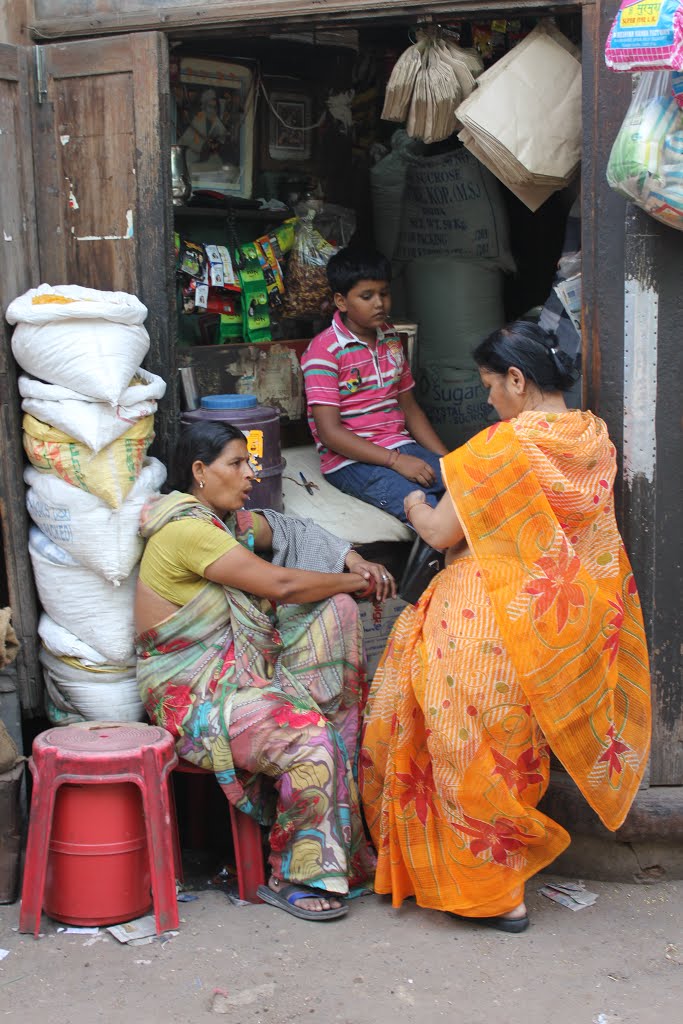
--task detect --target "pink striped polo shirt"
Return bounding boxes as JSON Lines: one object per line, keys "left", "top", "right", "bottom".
{"left": 301, "top": 310, "right": 415, "bottom": 474}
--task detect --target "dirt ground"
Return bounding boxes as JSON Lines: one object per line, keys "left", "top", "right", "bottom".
{"left": 1, "top": 876, "right": 682, "bottom": 1024}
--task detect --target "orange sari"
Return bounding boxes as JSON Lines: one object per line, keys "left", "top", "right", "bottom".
{"left": 361, "top": 411, "right": 651, "bottom": 917}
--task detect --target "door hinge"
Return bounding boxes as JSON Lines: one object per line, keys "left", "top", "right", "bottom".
{"left": 34, "top": 46, "right": 47, "bottom": 105}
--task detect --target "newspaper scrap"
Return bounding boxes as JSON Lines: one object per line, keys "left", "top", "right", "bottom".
{"left": 553, "top": 273, "right": 582, "bottom": 335}
{"left": 539, "top": 880, "right": 598, "bottom": 911}
{"left": 57, "top": 926, "right": 100, "bottom": 935}
{"left": 107, "top": 915, "right": 159, "bottom": 944}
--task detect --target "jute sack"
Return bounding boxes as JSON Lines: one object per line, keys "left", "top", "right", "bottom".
{"left": 23, "top": 413, "right": 154, "bottom": 508}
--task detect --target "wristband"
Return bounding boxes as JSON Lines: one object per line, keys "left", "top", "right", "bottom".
{"left": 386, "top": 449, "right": 400, "bottom": 469}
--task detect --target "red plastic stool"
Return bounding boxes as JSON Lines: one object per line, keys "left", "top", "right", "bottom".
{"left": 19, "top": 723, "right": 179, "bottom": 937}
{"left": 172, "top": 762, "right": 265, "bottom": 903}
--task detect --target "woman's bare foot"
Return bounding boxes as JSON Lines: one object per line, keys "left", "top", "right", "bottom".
{"left": 500, "top": 902, "right": 527, "bottom": 921}
{"left": 268, "top": 875, "right": 344, "bottom": 913}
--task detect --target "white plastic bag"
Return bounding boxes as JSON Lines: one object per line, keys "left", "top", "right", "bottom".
{"left": 19, "top": 368, "right": 166, "bottom": 452}
{"left": 25, "top": 458, "right": 166, "bottom": 583}
{"left": 28, "top": 526, "right": 137, "bottom": 664}
{"left": 6, "top": 283, "right": 148, "bottom": 326}
{"left": 40, "top": 646, "right": 144, "bottom": 725}
{"left": 11, "top": 320, "right": 150, "bottom": 404}
{"left": 607, "top": 71, "right": 683, "bottom": 231}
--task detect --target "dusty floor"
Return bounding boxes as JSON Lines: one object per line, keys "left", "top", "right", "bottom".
{"left": 1, "top": 876, "right": 682, "bottom": 1024}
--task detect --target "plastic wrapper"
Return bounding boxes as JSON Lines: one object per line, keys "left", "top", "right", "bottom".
{"left": 607, "top": 71, "right": 683, "bottom": 231}
{"left": 605, "top": 0, "right": 683, "bottom": 72}
{"left": 281, "top": 211, "right": 337, "bottom": 318}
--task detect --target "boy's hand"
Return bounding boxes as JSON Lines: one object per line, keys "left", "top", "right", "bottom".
{"left": 395, "top": 453, "right": 436, "bottom": 487}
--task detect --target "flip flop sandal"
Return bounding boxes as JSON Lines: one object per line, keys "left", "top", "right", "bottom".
{"left": 257, "top": 883, "right": 348, "bottom": 922}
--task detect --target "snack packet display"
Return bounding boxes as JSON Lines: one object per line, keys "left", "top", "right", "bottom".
{"left": 607, "top": 70, "right": 683, "bottom": 230}
{"left": 281, "top": 212, "right": 337, "bottom": 318}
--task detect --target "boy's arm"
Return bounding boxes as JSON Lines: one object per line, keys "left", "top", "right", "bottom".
{"left": 398, "top": 390, "right": 449, "bottom": 456}
{"left": 312, "top": 405, "right": 439, "bottom": 488}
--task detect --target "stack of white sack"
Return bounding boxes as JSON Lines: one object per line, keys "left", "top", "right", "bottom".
{"left": 5, "top": 284, "right": 168, "bottom": 724}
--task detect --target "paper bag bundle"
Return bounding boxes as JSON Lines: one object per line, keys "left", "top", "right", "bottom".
{"left": 456, "top": 22, "right": 581, "bottom": 211}
{"left": 383, "top": 29, "right": 484, "bottom": 144}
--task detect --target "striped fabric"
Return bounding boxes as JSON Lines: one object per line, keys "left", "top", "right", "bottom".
{"left": 301, "top": 310, "right": 415, "bottom": 474}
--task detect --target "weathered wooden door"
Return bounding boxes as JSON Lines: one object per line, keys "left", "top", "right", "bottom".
{"left": 32, "top": 31, "right": 176, "bottom": 460}
{"left": 0, "top": 32, "right": 175, "bottom": 714}
{"left": 0, "top": 44, "right": 42, "bottom": 712}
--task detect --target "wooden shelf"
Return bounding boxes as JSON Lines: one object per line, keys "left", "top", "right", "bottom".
{"left": 173, "top": 205, "right": 291, "bottom": 222}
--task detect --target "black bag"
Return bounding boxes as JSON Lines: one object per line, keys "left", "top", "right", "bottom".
{"left": 398, "top": 536, "right": 445, "bottom": 605}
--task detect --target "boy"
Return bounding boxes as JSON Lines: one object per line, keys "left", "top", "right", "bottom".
{"left": 301, "top": 247, "right": 447, "bottom": 524}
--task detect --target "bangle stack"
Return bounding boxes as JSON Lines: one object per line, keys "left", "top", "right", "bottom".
{"left": 386, "top": 449, "right": 400, "bottom": 469}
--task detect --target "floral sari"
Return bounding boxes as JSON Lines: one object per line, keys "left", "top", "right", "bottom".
{"left": 136, "top": 492, "right": 375, "bottom": 894}
{"left": 361, "top": 411, "right": 650, "bottom": 917}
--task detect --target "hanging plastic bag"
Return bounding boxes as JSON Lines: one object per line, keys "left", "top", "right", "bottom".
{"left": 607, "top": 71, "right": 683, "bottom": 231}
{"left": 605, "top": 0, "right": 683, "bottom": 71}
{"left": 281, "top": 211, "right": 337, "bottom": 318}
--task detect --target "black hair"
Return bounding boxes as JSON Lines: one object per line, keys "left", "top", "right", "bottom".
{"left": 473, "top": 321, "right": 580, "bottom": 393}
{"left": 168, "top": 420, "right": 246, "bottom": 493}
{"left": 326, "top": 246, "right": 392, "bottom": 296}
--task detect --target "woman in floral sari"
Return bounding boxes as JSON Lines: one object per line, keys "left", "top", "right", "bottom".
{"left": 135, "top": 421, "right": 392, "bottom": 920}
{"left": 361, "top": 322, "right": 651, "bottom": 932}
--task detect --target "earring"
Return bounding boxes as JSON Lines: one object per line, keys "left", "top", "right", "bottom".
{"left": 199, "top": 481, "right": 205, "bottom": 489}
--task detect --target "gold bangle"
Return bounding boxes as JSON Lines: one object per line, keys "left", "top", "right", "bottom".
{"left": 406, "top": 499, "right": 426, "bottom": 522}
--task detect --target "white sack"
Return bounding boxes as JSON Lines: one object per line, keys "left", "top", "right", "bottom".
{"left": 19, "top": 368, "right": 166, "bottom": 452}
{"left": 25, "top": 458, "right": 166, "bottom": 583}
{"left": 11, "top": 319, "right": 150, "bottom": 405}
{"left": 28, "top": 526, "right": 137, "bottom": 664}
{"left": 40, "top": 646, "right": 144, "bottom": 725}
{"left": 6, "top": 283, "right": 148, "bottom": 326}
{"left": 38, "top": 613, "right": 112, "bottom": 666}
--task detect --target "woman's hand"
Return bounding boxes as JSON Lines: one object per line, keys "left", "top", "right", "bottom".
{"left": 345, "top": 551, "right": 396, "bottom": 602}
{"left": 404, "top": 490, "right": 427, "bottom": 521}
{"left": 395, "top": 454, "right": 436, "bottom": 487}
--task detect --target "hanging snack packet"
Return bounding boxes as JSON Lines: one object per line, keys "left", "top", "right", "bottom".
{"left": 605, "top": 0, "right": 683, "bottom": 71}
{"left": 607, "top": 70, "right": 683, "bottom": 230}
{"left": 236, "top": 243, "right": 272, "bottom": 343}
{"left": 179, "top": 238, "right": 207, "bottom": 278}
{"left": 281, "top": 212, "right": 337, "bottom": 318}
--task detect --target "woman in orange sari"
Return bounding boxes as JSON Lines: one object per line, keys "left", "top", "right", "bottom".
{"left": 361, "top": 321, "right": 651, "bottom": 932}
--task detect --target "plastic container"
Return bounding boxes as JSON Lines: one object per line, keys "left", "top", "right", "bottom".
{"left": 44, "top": 781, "right": 152, "bottom": 926}
{"left": 182, "top": 394, "right": 284, "bottom": 512}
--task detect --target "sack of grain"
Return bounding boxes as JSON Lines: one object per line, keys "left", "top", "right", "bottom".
{"left": 38, "top": 613, "right": 110, "bottom": 666}
{"left": 25, "top": 458, "right": 166, "bottom": 583}
{"left": 19, "top": 368, "right": 166, "bottom": 453}
{"left": 23, "top": 413, "right": 154, "bottom": 509}
{"left": 28, "top": 527, "right": 137, "bottom": 664}
{"left": 40, "top": 646, "right": 144, "bottom": 726}
{"left": 7, "top": 284, "right": 150, "bottom": 405}
{"left": 396, "top": 147, "right": 515, "bottom": 272}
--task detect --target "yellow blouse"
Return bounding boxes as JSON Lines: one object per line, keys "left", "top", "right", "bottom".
{"left": 139, "top": 517, "right": 238, "bottom": 606}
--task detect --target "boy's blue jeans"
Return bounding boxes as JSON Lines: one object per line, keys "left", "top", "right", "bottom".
{"left": 327, "top": 443, "right": 445, "bottom": 526}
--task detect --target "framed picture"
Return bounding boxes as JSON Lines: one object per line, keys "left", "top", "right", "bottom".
{"left": 267, "top": 91, "right": 314, "bottom": 163}
{"left": 174, "top": 58, "right": 254, "bottom": 198}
